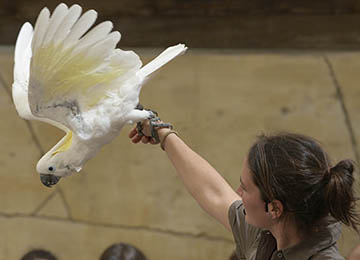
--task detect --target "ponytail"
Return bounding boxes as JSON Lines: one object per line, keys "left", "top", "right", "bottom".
{"left": 324, "top": 159, "right": 360, "bottom": 233}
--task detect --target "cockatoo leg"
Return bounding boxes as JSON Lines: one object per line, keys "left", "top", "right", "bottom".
{"left": 135, "top": 109, "right": 158, "bottom": 137}
{"left": 148, "top": 118, "right": 173, "bottom": 142}
{"left": 135, "top": 103, "right": 158, "bottom": 118}
{"left": 135, "top": 103, "right": 144, "bottom": 111}
{"left": 133, "top": 105, "right": 173, "bottom": 142}
{"left": 134, "top": 103, "right": 156, "bottom": 136}
{"left": 125, "top": 108, "right": 154, "bottom": 125}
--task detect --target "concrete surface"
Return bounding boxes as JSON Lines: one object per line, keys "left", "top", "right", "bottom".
{"left": 0, "top": 46, "right": 359, "bottom": 259}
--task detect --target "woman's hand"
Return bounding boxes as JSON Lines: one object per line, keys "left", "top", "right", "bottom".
{"left": 128, "top": 120, "right": 159, "bottom": 144}
{"left": 128, "top": 120, "right": 175, "bottom": 147}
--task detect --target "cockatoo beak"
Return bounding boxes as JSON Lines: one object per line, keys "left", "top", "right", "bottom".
{"left": 40, "top": 174, "right": 61, "bottom": 187}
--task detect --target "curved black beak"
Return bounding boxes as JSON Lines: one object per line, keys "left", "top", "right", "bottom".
{"left": 40, "top": 174, "right": 61, "bottom": 187}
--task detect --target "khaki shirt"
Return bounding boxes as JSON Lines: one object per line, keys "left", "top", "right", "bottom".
{"left": 228, "top": 200, "right": 344, "bottom": 260}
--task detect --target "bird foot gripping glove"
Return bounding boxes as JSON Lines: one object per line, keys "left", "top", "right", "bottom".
{"left": 136, "top": 109, "right": 173, "bottom": 143}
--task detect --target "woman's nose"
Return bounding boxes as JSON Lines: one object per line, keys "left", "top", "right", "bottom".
{"left": 236, "top": 186, "right": 243, "bottom": 196}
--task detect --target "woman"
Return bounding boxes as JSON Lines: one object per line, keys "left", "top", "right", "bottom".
{"left": 128, "top": 122, "right": 360, "bottom": 259}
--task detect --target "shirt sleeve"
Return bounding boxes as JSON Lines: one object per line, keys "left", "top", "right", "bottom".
{"left": 228, "top": 200, "right": 262, "bottom": 259}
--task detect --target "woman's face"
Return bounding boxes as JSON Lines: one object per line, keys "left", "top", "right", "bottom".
{"left": 237, "top": 159, "right": 273, "bottom": 228}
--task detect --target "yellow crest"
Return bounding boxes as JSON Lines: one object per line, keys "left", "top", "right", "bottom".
{"left": 52, "top": 131, "right": 73, "bottom": 156}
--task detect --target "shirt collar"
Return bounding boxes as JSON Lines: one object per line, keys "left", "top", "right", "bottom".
{"left": 281, "top": 221, "right": 342, "bottom": 259}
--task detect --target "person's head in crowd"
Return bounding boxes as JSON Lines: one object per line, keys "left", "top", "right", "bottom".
{"left": 100, "top": 243, "right": 147, "bottom": 260}
{"left": 20, "top": 249, "right": 57, "bottom": 260}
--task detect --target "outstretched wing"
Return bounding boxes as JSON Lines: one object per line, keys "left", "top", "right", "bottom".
{"left": 12, "top": 21, "right": 70, "bottom": 133}
{"left": 27, "top": 3, "right": 142, "bottom": 135}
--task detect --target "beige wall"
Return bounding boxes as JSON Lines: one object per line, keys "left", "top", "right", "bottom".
{"left": 0, "top": 47, "right": 359, "bottom": 259}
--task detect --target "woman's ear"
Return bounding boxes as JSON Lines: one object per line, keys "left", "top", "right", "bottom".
{"left": 268, "top": 200, "right": 283, "bottom": 219}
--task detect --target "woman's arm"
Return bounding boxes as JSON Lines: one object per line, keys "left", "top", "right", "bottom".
{"left": 129, "top": 125, "right": 241, "bottom": 230}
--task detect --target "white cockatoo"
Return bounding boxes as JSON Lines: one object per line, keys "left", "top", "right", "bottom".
{"left": 12, "top": 3, "right": 187, "bottom": 187}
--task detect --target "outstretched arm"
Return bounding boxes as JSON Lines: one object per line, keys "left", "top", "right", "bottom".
{"left": 129, "top": 125, "right": 241, "bottom": 230}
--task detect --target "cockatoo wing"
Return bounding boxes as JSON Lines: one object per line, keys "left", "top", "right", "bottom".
{"left": 12, "top": 21, "right": 69, "bottom": 133}
{"left": 27, "top": 3, "right": 142, "bottom": 137}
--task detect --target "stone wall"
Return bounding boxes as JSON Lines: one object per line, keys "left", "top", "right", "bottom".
{"left": 1, "top": 0, "right": 360, "bottom": 48}
{"left": 0, "top": 46, "right": 360, "bottom": 259}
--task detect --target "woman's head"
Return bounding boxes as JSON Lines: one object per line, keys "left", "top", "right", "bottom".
{"left": 100, "top": 243, "right": 147, "bottom": 260}
{"left": 246, "top": 132, "right": 359, "bottom": 233}
{"left": 20, "top": 249, "right": 57, "bottom": 260}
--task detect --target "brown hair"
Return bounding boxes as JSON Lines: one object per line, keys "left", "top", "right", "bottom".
{"left": 20, "top": 249, "right": 57, "bottom": 260}
{"left": 247, "top": 132, "right": 360, "bottom": 233}
{"left": 100, "top": 243, "right": 147, "bottom": 260}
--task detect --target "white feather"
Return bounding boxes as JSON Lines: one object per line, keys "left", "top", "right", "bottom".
{"left": 74, "top": 21, "right": 114, "bottom": 52}
{"left": 109, "top": 49, "right": 142, "bottom": 75}
{"left": 14, "top": 23, "right": 33, "bottom": 86}
{"left": 13, "top": 23, "right": 33, "bottom": 120}
{"left": 13, "top": 22, "right": 70, "bottom": 133}
{"left": 137, "top": 44, "right": 187, "bottom": 79}
{"left": 52, "top": 4, "right": 82, "bottom": 45}
{"left": 62, "top": 9, "right": 98, "bottom": 49}
{"left": 84, "top": 31, "right": 121, "bottom": 60}
{"left": 42, "top": 3, "right": 69, "bottom": 46}
{"left": 31, "top": 7, "right": 50, "bottom": 53}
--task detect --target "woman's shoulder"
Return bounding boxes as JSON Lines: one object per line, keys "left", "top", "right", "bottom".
{"left": 309, "top": 246, "right": 345, "bottom": 260}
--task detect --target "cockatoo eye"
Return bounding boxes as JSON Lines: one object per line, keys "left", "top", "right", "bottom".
{"left": 48, "top": 166, "right": 55, "bottom": 172}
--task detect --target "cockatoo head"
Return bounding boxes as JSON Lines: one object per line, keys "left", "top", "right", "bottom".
{"left": 37, "top": 152, "right": 82, "bottom": 187}
{"left": 36, "top": 131, "right": 82, "bottom": 187}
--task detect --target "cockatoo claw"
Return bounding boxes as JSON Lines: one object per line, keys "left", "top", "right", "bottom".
{"left": 134, "top": 103, "right": 158, "bottom": 118}
{"left": 40, "top": 174, "right": 61, "bottom": 188}
{"left": 135, "top": 108, "right": 158, "bottom": 136}
{"left": 134, "top": 106, "right": 172, "bottom": 142}
{"left": 136, "top": 121, "right": 145, "bottom": 137}
{"left": 147, "top": 110, "right": 158, "bottom": 119}
{"left": 149, "top": 117, "right": 173, "bottom": 143}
